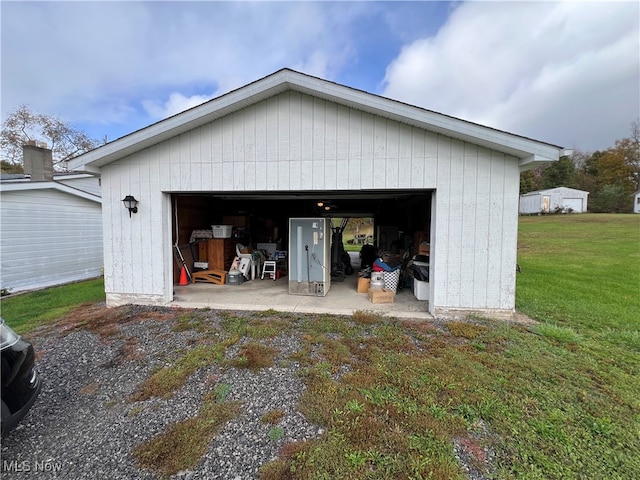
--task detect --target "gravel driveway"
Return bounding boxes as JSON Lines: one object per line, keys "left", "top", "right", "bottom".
{"left": 1, "top": 305, "right": 323, "bottom": 479}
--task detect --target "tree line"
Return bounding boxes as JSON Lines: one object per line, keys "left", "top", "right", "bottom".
{"left": 521, "top": 120, "right": 639, "bottom": 213}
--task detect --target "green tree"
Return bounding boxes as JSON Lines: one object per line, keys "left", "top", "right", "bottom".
{"left": 590, "top": 183, "right": 631, "bottom": 213}
{"left": 595, "top": 147, "right": 635, "bottom": 192}
{"left": 519, "top": 165, "right": 545, "bottom": 193}
{"left": 541, "top": 155, "right": 576, "bottom": 189}
{"left": 628, "top": 119, "right": 640, "bottom": 190}
{"left": 587, "top": 144, "right": 636, "bottom": 213}
{"left": 0, "top": 159, "right": 24, "bottom": 174}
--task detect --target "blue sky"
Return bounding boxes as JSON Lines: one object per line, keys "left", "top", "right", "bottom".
{"left": 2, "top": 1, "right": 638, "bottom": 153}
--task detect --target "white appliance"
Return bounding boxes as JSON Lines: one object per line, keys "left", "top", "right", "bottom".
{"left": 288, "top": 218, "right": 331, "bottom": 296}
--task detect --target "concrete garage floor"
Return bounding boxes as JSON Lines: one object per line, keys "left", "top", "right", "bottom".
{"left": 171, "top": 253, "right": 433, "bottom": 320}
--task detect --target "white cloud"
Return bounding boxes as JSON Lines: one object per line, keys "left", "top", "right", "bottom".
{"left": 142, "top": 92, "right": 214, "bottom": 120}
{"left": 382, "top": 1, "right": 640, "bottom": 151}
{"left": 1, "top": 1, "right": 364, "bottom": 124}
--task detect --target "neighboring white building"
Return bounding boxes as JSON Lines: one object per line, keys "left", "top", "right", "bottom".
{"left": 67, "top": 69, "right": 562, "bottom": 316}
{"left": 634, "top": 190, "right": 640, "bottom": 214}
{"left": 519, "top": 187, "right": 589, "bottom": 214}
{"left": 0, "top": 144, "right": 103, "bottom": 293}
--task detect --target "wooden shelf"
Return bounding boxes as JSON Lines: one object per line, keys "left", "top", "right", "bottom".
{"left": 198, "top": 238, "right": 235, "bottom": 271}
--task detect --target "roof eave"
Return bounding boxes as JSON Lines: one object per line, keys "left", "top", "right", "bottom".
{"left": 0, "top": 181, "right": 102, "bottom": 203}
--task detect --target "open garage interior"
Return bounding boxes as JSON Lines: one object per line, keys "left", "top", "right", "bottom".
{"left": 171, "top": 190, "right": 433, "bottom": 315}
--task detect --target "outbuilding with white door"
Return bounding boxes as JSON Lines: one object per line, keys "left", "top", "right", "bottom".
{"left": 519, "top": 187, "right": 589, "bottom": 215}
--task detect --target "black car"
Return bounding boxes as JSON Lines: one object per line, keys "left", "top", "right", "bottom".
{"left": 1, "top": 318, "right": 41, "bottom": 435}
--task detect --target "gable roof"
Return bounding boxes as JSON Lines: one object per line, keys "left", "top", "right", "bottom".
{"left": 0, "top": 180, "right": 102, "bottom": 204}
{"left": 68, "top": 68, "right": 563, "bottom": 173}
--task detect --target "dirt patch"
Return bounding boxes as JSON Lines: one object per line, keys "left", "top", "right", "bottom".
{"left": 35, "top": 303, "right": 179, "bottom": 339}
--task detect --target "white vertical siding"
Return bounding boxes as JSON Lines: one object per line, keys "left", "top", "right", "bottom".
{"left": 518, "top": 193, "right": 542, "bottom": 214}
{"left": 0, "top": 188, "right": 103, "bottom": 292}
{"left": 459, "top": 143, "right": 479, "bottom": 308}
{"left": 472, "top": 148, "right": 492, "bottom": 305}
{"left": 431, "top": 143, "right": 519, "bottom": 311}
{"left": 500, "top": 160, "right": 520, "bottom": 308}
{"left": 101, "top": 155, "right": 171, "bottom": 305}
{"left": 102, "top": 90, "right": 522, "bottom": 311}
{"left": 360, "top": 112, "right": 375, "bottom": 189}
{"left": 445, "top": 139, "right": 465, "bottom": 307}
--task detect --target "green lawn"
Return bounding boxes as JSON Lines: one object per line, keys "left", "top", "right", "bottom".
{"left": 516, "top": 213, "right": 639, "bottom": 332}
{"left": 0, "top": 278, "right": 105, "bottom": 334}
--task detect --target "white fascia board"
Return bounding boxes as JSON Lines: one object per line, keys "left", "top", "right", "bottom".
{"left": 518, "top": 154, "right": 559, "bottom": 172}
{"left": 0, "top": 181, "right": 102, "bottom": 203}
{"left": 70, "top": 164, "right": 102, "bottom": 174}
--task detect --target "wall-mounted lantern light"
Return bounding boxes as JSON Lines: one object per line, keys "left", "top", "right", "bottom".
{"left": 122, "top": 195, "right": 139, "bottom": 217}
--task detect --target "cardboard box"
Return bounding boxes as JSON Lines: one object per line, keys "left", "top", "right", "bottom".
{"left": 357, "top": 277, "right": 371, "bottom": 293}
{"left": 368, "top": 288, "right": 395, "bottom": 304}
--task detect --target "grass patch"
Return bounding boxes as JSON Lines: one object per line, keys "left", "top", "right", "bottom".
{"left": 261, "top": 409, "right": 285, "bottom": 424}
{"left": 516, "top": 214, "right": 639, "bottom": 332}
{"left": 445, "top": 321, "right": 490, "bottom": 339}
{"left": 131, "top": 340, "right": 232, "bottom": 401}
{"left": 173, "top": 310, "right": 211, "bottom": 333}
{"left": 351, "top": 309, "right": 385, "bottom": 325}
{"left": 0, "top": 278, "right": 105, "bottom": 334}
{"left": 231, "top": 342, "right": 278, "bottom": 370}
{"left": 133, "top": 388, "right": 241, "bottom": 477}
{"left": 531, "top": 323, "right": 582, "bottom": 344}
{"left": 219, "top": 311, "right": 250, "bottom": 337}
{"left": 268, "top": 426, "right": 285, "bottom": 441}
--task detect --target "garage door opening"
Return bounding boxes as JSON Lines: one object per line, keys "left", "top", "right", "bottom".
{"left": 170, "top": 190, "right": 432, "bottom": 309}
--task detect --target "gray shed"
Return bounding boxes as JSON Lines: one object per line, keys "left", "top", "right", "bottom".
{"left": 519, "top": 187, "right": 589, "bottom": 214}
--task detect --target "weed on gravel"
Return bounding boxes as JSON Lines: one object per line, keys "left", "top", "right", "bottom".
{"left": 132, "top": 389, "right": 242, "bottom": 477}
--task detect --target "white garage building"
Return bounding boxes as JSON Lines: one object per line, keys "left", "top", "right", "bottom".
{"left": 519, "top": 187, "right": 589, "bottom": 214}
{"left": 68, "top": 69, "right": 562, "bottom": 316}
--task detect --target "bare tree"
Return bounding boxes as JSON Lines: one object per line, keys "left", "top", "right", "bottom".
{"left": 629, "top": 118, "right": 640, "bottom": 190}
{"left": 0, "top": 105, "right": 101, "bottom": 169}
